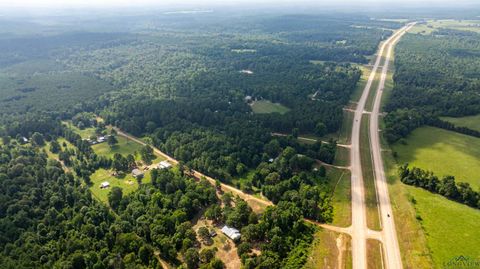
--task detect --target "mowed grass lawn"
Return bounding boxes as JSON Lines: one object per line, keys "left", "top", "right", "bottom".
{"left": 92, "top": 135, "right": 164, "bottom": 163}
{"left": 250, "top": 100, "right": 290, "bottom": 114}
{"left": 441, "top": 114, "right": 480, "bottom": 132}
{"left": 90, "top": 168, "right": 153, "bottom": 204}
{"left": 392, "top": 126, "right": 480, "bottom": 189}
{"left": 407, "top": 186, "right": 480, "bottom": 267}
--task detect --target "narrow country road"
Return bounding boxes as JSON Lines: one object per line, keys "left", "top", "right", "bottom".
{"left": 113, "top": 128, "right": 273, "bottom": 210}
{"left": 370, "top": 23, "right": 416, "bottom": 269}
{"left": 349, "top": 24, "right": 412, "bottom": 269}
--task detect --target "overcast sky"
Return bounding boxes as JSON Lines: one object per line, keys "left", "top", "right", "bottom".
{"left": 1, "top": 0, "right": 479, "bottom": 9}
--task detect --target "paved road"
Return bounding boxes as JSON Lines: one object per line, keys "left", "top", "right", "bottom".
{"left": 349, "top": 25, "right": 411, "bottom": 269}
{"left": 370, "top": 23, "right": 416, "bottom": 269}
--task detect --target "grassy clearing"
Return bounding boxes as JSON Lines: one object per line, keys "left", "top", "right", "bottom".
{"left": 250, "top": 100, "right": 290, "bottom": 114}
{"left": 304, "top": 229, "right": 351, "bottom": 269}
{"left": 392, "top": 126, "right": 480, "bottom": 189}
{"left": 92, "top": 135, "right": 164, "bottom": 163}
{"left": 328, "top": 167, "right": 352, "bottom": 227}
{"left": 367, "top": 239, "right": 383, "bottom": 269}
{"left": 409, "top": 24, "right": 435, "bottom": 35}
{"left": 407, "top": 186, "right": 480, "bottom": 267}
{"left": 410, "top": 20, "right": 480, "bottom": 35}
{"left": 89, "top": 168, "right": 152, "bottom": 204}
{"left": 65, "top": 122, "right": 97, "bottom": 139}
{"left": 360, "top": 115, "right": 381, "bottom": 231}
{"left": 441, "top": 114, "right": 480, "bottom": 132}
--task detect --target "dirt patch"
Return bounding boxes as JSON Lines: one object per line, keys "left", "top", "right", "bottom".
{"left": 193, "top": 219, "right": 242, "bottom": 269}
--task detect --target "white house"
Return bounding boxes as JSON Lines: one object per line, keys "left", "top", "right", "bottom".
{"left": 221, "top": 225, "right": 241, "bottom": 241}
{"left": 100, "top": 182, "right": 110, "bottom": 189}
{"left": 158, "top": 160, "right": 172, "bottom": 169}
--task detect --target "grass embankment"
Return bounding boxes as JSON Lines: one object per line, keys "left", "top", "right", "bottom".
{"left": 304, "top": 229, "right": 351, "bottom": 269}
{"left": 392, "top": 126, "right": 480, "bottom": 189}
{"left": 250, "top": 100, "right": 290, "bottom": 114}
{"left": 337, "top": 111, "right": 354, "bottom": 145}
{"left": 441, "top": 114, "right": 480, "bottom": 132}
{"left": 328, "top": 167, "right": 351, "bottom": 227}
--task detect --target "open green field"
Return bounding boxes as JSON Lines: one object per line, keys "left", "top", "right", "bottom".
{"left": 250, "top": 100, "right": 290, "bottom": 114}
{"left": 92, "top": 135, "right": 164, "bottom": 163}
{"left": 89, "top": 168, "right": 152, "bottom": 204}
{"left": 410, "top": 19, "right": 480, "bottom": 35}
{"left": 441, "top": 114, "right": 480, "bottom": 132}
{"left": 328, "top": 167, "right": 351, "bottom": 227}
{"left": 66, "top": 123, "right": 97, "bottom": 139}
{"left": 407, "top": 186, "right": 480, "bottom": 267}
{"left": 392, "top": 126, "right": 480, "bottom": 189}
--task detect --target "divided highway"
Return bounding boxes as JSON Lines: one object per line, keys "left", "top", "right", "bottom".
{"left": 112, "top": 23, "right": 416, "bottom": 268}
{"left": 349, "top": 23, "right": 413, "bottom": 269}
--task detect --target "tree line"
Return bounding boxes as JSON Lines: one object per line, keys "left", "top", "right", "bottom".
{"left": 399, "top": 164, "right": 480, "bottom": 209}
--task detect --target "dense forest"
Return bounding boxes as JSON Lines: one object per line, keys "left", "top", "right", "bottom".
{"left": 385, "top": 27, "right": 480, "bottom": 142}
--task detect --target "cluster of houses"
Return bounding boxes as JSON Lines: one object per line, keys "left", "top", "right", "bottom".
{"left": 85, "top": 135, "right": 111, "bottom": 145}
{"left": 100, "top": 160, "right": 174, "bottom": 189}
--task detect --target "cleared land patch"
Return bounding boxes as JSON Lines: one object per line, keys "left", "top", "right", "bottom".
{"left": 250, "top": 100, "right": 290, "bottom": 114}
{"left": 392, "top": 126, "right": 480, "bottom": 189}
{"left": 441, "top": 114, "right": 480, "bottom": 132}
{"left": 89, "top": 168, "right": 152, "bottom": 204}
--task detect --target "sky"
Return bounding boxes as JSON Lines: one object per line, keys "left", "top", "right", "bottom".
{"left": 1, "top": 0, "right": 479, "bottom": 9}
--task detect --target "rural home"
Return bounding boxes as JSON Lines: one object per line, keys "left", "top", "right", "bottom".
{"left": 100, "top": 181, "right": 110, "bottom": 189}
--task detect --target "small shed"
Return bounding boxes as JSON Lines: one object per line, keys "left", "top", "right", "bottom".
{"left": 100, "top": 181, "right": 110, "bottom": 189}
{"left": 221, "top": 225, "right": 241, "bottom": 241}
{"left": 132, "top": 168, "right": 144, "bottom": 179}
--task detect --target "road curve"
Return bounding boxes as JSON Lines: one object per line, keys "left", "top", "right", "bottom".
{"left": 349, "top": 25, "right": 411, "bottom": 269}
{"left": 370, "top": 23, "right": 415, "bottom": 269}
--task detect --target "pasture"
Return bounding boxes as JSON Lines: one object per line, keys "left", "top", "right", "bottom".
{"left": 441, "top": 114, "right": 480, "bottom": 132}
{"left": 407, "top": 186, "right": 480, "bottom": 267}
{"left": 392, "top": 126, "right": 480, "bottom": 189}
{"left": 92, "top": 135, "right": 164, "bottom": 163}
{"left": 250, "top": 100, "right": 290, "bottom": 114}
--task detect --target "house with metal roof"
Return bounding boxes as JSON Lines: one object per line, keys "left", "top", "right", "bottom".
{"left": 221, "top": 225, "right": 241, "bottom": 241}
